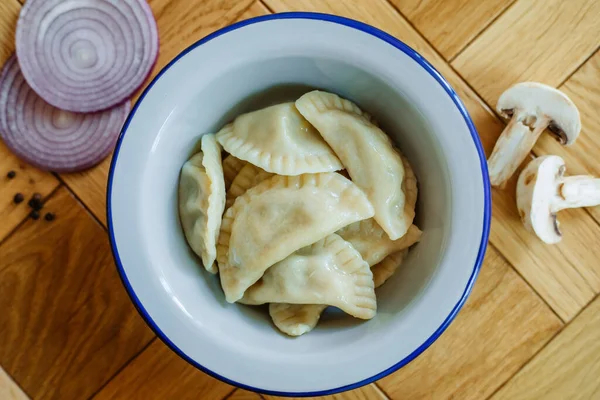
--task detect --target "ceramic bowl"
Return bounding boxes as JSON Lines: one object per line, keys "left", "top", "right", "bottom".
{"left": 107, "top": 12, "right": 491, "bottom": 397}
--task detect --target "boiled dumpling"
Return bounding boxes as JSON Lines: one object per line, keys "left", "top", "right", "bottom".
{"left": 226, "top": 163, "right": 273, "bottom": 208}
{"left": 401, "top": 153, "right": 418, "bottom": 213}
{"left": 241, "top": 234, "right": 376, "bottom": 320}
{"left": 269, "top": 304, "right": 326, "bottom": 337}
{"left": 178, "top": 134, "right": 226, "bottom": 273}
{"left": 372, "top": 250, "right": 409, "bottom": 288}
{"left": 296, "top": 90, "right": 414, "bottom": 240}
{"left": 270, "top": 223, "right": 420, "bottom": 336}
{"left": 216, "top": 103, "right": 343, "bottom": 175}
{"left": 217, "top": 173, "right": 374, "bottom": 303}
{"left": 337, "top": 219, "right": 422, "bottom": 266}
{"left": 222, "top": 155, "right": 247, "bottom": 191}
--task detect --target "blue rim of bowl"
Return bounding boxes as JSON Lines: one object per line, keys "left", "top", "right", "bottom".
{"left": 107, "top": 11, "right": 491, "bottom": 398}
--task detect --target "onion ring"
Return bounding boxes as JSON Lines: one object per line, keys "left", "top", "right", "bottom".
{"left": 16, "top": 0, "right": 158, "bottom": 112}
{"left": 0, "top": 55, "right": 130, "bottom": 172}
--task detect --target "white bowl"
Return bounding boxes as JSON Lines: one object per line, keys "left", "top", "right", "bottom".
{"left": 107, "top": 12, "right": 491, "bottom": 397}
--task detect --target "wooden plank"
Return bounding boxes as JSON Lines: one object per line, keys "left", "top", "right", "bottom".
{"left": 0, "top": 0, "right": 60, "bottom": 241}
{"left": 265, "top": 0, "right": 600, "bottom": 322}
{"left": 239, "top": 1, "right": 270, "bottom": 20}
{"left": 60, "top": 158, "right": 111, "bottom": 226}
{"left": 0, "top": 187, "right": 154, "bottom": 400}
{"left": 93, "top": 339, "right": 234, "bottom": 400}
{"left": 377, "top": 245, "right": 562, "bottom": 399}
{"left": 60, "top": 0, "right": 256, "bottom": 226}
{"left": 389, "top": 0, "right": 515, "bottom": 60}
{"left": 0, "top": 0, "right": 19, "bottom": 65}
{"left": 229, "top": 389, "right": 264, "bottom": 400}
{"left": 491, "top": 294, "right": 600, "bottom": 400}
{"left": 533, "top": 50, "right": 600, "bottom": 226}
{"left": 452, "top": 0, "right": 600, "bottom": 108}
{"left": 0, "top": 367, "right": 29, "bottom": 400}
{"left": 264, "top": 382, "right": 388, "bottom": 400}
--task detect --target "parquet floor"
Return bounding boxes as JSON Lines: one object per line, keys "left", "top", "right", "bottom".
{"left": 1, "top": 0, "right": 599, "bottom": 399}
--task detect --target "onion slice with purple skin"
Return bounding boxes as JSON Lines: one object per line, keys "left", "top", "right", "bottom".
{"left": 0, "top": 55, "right": 130, "bottom": 173}
{"left": 16, "top": 0, "right": 159, "bottom": 113}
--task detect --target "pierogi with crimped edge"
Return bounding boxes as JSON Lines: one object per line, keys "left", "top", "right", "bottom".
{"left": 178, "top": 134, "right": 225, "bottom": 274}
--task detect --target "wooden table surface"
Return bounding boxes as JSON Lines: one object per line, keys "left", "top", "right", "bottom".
{"left": 1, "top": 0, "right": 599, "bottom": 399}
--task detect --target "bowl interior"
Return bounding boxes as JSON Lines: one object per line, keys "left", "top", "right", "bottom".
{"left": 144, "top": 58, "right": 450, "bottom": 342}
{"left": 109, "top": 15, "right": 487, "bottom": 395}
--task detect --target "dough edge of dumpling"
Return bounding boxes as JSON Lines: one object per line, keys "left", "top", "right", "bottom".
{"left": 200, "top": 134, "right": 226, "bottom": 272}
{"left": 215, "top": 113, "right": 344, "bottom": 176}
{"left": 241, "top": 233, "right": 377, "bottom": 319}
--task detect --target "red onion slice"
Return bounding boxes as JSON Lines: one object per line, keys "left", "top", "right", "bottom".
{"left": 16, "top": 0, "right": 158, "bottom": 113}
{"left": 0, "top": 55, "right": 130, "bottom": 172}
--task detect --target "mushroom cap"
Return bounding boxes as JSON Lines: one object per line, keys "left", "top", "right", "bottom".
{"left": 497, "top": 82, "right": 581, "bottom": 145}
{"left": 516, "top": 155, "right": 566, "bottom": 244}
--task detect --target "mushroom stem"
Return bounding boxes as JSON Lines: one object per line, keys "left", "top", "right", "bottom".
{"left": 488, "top": 111, "right": 550, "bottom": 188}
{"left": 554, "top": 176, "right": 600, "bottom": 210}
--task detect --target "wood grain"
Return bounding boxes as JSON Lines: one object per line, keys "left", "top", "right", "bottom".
{"left": 264, "top": 0, "right": 600, "bottom": 322}
{"left": 377, "top": 245, "right": 562, "bottom": 399}
{"left": 0, "top": 367, "right": 28, "bottom": 400}
{"left": 0, "top": 0, "right": 60, "bottom": 241}
{"left": 264, "top": 382, "right": 388, "bottom": 400}
{"left": 533, "top": 50, "right": 600, "bottom": 226}
{"left": 389, "top": 0, "right": 515, "bottom": 60}
{"left": 452, "top": 0, "right": 600, "bottom": 108}
{"left": 0, "top": 0, "right": 18, "bottom": 64}
{"left": 60, "top": 0, "right": 257, "bottom": 226}
{"left": 60, "top": 157, "right": 111, "bottom": 226}
{"left": 93, "top": 339, "right": 234, "bottom": 400}
{"left": 0, "top": 187, "right": 154, "bottom": 400}
{"left": 229, "top": 389, "right": 264, "bottom": 400}
{"left": 491, "top": 294, "right": 600, "bottom": 400}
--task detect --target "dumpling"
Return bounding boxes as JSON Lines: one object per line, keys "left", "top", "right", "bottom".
{"left": 241, "top": 234, "right": 376, "bottom": 320}
{"left": 226, "top": 163, "right": 273, "bottom": 208}
{"left": 222, "top": 155, "right": 247, "bottom": 190}
{"left": 401, "top": 153, "right": 418, "bottom": 213}
{"left": 372, "top": 250, "right": 409, "bottom": 288}
{"left": 269, "top": 223, "right": 421, "bottom": 336}
{"left": 268, "top": 246, "right": 414, "bottom": 336}
{"left": 296, "top": 90, "right": 414, "bottom": 240}
{"left": 337, "top": 219, "right": 422, "bottom": 266}
{"left": 216, "top": 102, "right": 343, "bottom": 175}
{"left": 217, "top": 173, "right": 374, "bottom": 303}
{"left": 269, "top": 304, "right": 326, "bottom": 337}
{"left": 178, "top": 134, "right": 226, "bottom": 273}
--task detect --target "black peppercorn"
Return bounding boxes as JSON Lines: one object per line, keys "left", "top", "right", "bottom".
{"left": 13, "top": 193, "right": 24, "bottom": 204}
{"left": 30, "top": 210, "right": 40, "bottom": 220}
{"left": 7, "top": 170, "right": 16, "bottom": 179}
{"left": 28, "top": 193, "right": 43, "bottom": 210}
{"left": 44, "top": 212, "right": 55, "bottom": 221}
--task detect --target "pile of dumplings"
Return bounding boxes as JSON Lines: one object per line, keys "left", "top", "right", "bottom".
{"left": 178, "top": 90, "right": 421, "bottom": 337}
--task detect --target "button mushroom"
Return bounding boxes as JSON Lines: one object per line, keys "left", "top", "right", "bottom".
{"left": 516, "top": 155, "right": 600, "bottom": 244}
{"left": 487, "top": 82, "right": 581, "bottom": 188}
